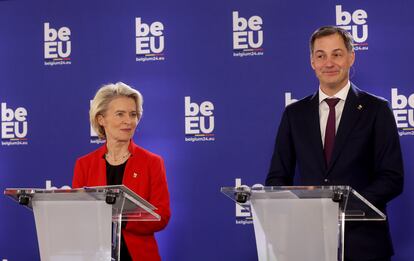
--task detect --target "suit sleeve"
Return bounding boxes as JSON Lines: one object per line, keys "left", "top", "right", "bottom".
{"left": 72, "top": 159, "right": 86, "bottom": 189}
{"left": 360, "top": 101, "right": 404, "bottom": 207}
{"left": 266, "top": 109, "right": 296, "bottom": 186}
{"left": 126, "top": 156, "right": 171, "bottom": 235}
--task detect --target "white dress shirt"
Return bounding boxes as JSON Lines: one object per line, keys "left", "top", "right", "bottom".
{"left": 319, "top": 81, "right": 350, "bottom": 147}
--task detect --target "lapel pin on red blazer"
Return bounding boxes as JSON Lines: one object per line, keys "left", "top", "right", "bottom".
{"left": 133, "top": 172, "right": 139, "bottom": 178}
{"left": 357, "top": 104, "right": 363, "bottom": 110}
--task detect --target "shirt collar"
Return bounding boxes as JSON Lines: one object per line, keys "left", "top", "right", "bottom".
{"left": 319, "top": 81, "right": 350, "bottom": 104}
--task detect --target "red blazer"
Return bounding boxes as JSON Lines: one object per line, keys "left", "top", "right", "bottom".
{"left": 72, "top": 140, "right": 171, "bottom": 261}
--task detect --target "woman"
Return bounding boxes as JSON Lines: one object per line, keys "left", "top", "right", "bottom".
{"left": 72, "top": 82, "right": 171, "bottom": 260}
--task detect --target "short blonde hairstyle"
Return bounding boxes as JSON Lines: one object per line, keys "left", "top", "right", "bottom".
{"left": 90, "top": 82, "right": 143, "bottom": 139}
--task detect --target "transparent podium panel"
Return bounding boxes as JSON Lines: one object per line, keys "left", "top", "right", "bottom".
{"left": 251, "top": 198, "right": 338, "bottom": 261}
{"left": 221, "top": 186, "right": 385, "bottom": 221}
{"left": 221, "top": 186, "right": 386, "bottom": 261}
{"left": 5, "top": 185, "right": 160, "bottom": 261}
{"left": 33, "top": 200, "right": 112, "bottom": 261}
{"left": 344, "top": 189, "right": 386, "bottom": 221}
{"left": 4, "top": 185, "right": 160, "bottom": 221}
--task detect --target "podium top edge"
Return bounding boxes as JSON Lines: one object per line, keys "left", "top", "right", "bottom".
{"left": 220, "top": 185, "right": 352, "bottom": 192}
{"left": 4, "top": 185, "right": 131, "bottom": 195}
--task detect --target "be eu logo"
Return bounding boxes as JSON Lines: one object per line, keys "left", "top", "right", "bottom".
{"left": 232, "top": 11, "right": 264, "bottom": 57}
{"left": 391, "top": 88, "right": 414, "bottom": 136}
{"left": 335, "top": 5, "right": 368, "bottom": 51}
{"left": 44, "top": 22, "right": 72, "bottom": 66}
{"left": 184, "top": 96, "right": 215, "bottom": 142}
{"left": 234, "top": 178, "right": 253, "bottom": 225}
{"left": 90, "top": 122, "right": 104, "bottom": 144}
{"left": 89, "top": 100, "right": 105, "bottom": 145}
{"left": 1, "top": 103, "right": 28, "bottom": 146}
{"left": 285, "top": 92, "right": 298, "bottom": 107}
{"left": 135, "top": 17, "right": 165, "bottom": 62}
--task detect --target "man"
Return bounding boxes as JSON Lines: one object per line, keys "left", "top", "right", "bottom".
{"left": 266, "top": 26, "right": 404, "bottom": 261}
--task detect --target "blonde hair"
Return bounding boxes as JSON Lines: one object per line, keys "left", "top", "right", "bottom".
{"left": 90, "top": 82, "right": 143, "bottom": 139}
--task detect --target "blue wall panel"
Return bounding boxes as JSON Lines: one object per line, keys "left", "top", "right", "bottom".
{"left": 0, "top": 0, "right": 413, "bottom": 260}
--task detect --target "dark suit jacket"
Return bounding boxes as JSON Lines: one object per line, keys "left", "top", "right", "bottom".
{"left": 266, "top": 84, "right": 404, "bottom": 260}
{"left": 73, "top": 140, "right": 171, "bottom": 261}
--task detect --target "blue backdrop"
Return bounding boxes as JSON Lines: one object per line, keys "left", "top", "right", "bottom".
{"left": 0, "top": 0, "right": 413, "bottom": 260}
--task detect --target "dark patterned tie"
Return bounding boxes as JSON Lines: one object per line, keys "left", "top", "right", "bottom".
{"left": 324, "top": 98, "right": 340, "bottom": 165}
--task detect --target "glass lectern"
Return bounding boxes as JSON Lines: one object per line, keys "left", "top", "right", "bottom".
{"left": 221, "top": 186, "right": 385, "bottom": 261}
{"left": 4, "top": 185, "right": 159, "bottom": 261}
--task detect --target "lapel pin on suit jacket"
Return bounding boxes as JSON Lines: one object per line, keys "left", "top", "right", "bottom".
{"left": 357, "top": 104, "right": 363, "bottom": 110}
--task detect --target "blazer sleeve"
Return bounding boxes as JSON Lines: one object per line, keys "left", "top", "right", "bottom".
{"left": 126, "top": 156, "right": 171, "bottom": 235}
{"left": 359, "top": 101, "right": 404, "bottom": 207}
{"left": 72, "top": 158, "right": 86, "bottom": 189}
{"left": 266, "top": 109, "right": 296, "bottom": 186}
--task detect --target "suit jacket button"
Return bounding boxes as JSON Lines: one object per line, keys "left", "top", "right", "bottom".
{"left": 324, "top": 179, "right": 329, "bottom": 183}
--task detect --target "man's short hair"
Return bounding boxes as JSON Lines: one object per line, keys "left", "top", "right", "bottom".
{"left": 309, "top": 26, "right": 354, "bottom": 54}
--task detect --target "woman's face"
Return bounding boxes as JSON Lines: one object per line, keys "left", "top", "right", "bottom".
{"left": 98, "top": 96, "right": 139, "bottom": 143}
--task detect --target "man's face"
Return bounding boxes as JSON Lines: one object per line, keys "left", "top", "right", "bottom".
{"left": 311, "top": 33, "right": 355, "bottom": 93}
